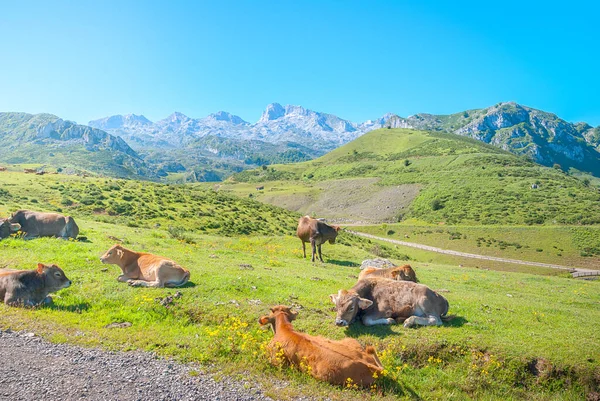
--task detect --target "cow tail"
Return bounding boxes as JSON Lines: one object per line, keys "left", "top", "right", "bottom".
{"left": 440, "top": 296, "right": 456, "bottom": 322}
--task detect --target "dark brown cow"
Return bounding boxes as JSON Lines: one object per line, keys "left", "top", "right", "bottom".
{"left": 0, "top": 263, "right": 71, "bottom": 307}
{"left": 0, "top": 219, "right": 20, "bottom": 239}
{"left": 331, "top": 277, "right": 450, "bottom": 328}
{"left": 296, "top": 216, "right": 340, "bottom": 262}
{"left": 8, "top": 210, "right": 79, "bottom": 239}
{"left": 259, "top": 305, "right": 382, "bottom": 387}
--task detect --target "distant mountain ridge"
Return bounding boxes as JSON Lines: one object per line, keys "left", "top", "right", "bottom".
{"left": 385, "top": 102, "right": 600, "bottom": 175}
{"left": 0, "top": 112, "right": 159, "bottom": 179}
{"left": 89, "top": 102, "right": 386, "bottom": 152}
{"left": 2, "top": 101, "right": 599, "bottom": 182}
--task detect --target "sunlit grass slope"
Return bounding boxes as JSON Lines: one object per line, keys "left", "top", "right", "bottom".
{"left": 230, "top": 129, "right": 600, "bottom": 226}
{"left": 0, "top": 172, "right": 598, "bottom": 400}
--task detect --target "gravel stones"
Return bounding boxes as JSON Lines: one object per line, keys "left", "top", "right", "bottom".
{"left": 0, "top": 329, "right": 273, "bottom": 401}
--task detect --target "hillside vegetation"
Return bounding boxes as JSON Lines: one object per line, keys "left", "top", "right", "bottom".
{"left": 0, "top": 112, "right": 158, "bottom": 179}
{"left": 0, "top": 172, "right": 598, "bottom": 400}
{"left": 229, "top": 128, "right": 600, "bottom": 226}
{"left": 386, "top": 102, "right": 600, "bottom": 176}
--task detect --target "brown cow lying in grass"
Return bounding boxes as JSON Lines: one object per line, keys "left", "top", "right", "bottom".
{"left": 259, "top": 305, "right": 383, "bottom": 387}
{"left": 296, "top": 216, "right": 341, "bottom": 262}
{"left": 0, "top": 263, "right": 71, "bottom": 307}
{"left": 358, "top": 264, "right": 418, "bottom": 282}
{"left": 100, "top": 244, "right": 190, "bottom": 288}
{"left": 331, "top": 277, "right": 450, "bottom": 328}
{"left": 8, "top": 210, "right": 79, "bottom": 239}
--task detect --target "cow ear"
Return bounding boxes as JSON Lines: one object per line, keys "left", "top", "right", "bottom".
{"left": 258, "top": 316, "right": 270, "bottom": 325}
{"left": 357, "top": 298, "right": 373, "bottom": 310}
{"left": 390, "top": 269, "right": 400, "bottom": 279}
{"left": 116, "top": 249, "right": 124, "bottom": 257}
{"left": 329, "top": 294, "right": 338, "bottom": 304}
{"left": 289, "top": 310, "right": 299, "bottom": 321}
{"left": 37, "top": 263, "right": 45, "bottom": 273}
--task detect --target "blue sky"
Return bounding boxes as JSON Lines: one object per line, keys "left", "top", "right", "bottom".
{"left": 0, "top": 1, "right": 598, "bottom": 125}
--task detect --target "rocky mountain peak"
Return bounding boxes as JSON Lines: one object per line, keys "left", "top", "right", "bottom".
{"left": 259, "top": 103, "right": 285, "bottom": 122}
{"left": 206, "top": 111, "right": 248, "bottom": 125}
{"left": 165, "top": 112, "right": 190, "bottom": 123}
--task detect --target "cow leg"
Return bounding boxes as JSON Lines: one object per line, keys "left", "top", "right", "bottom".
{"left": 403, "top": 315, "right": 442, "bottom": 328}
{"left": 317, "top": 244, "right": 324, "bottom": 263}
{"left": 301, "top": 241, "right": 306, "bottom": 258}
{"left": 127, "top": 279, "right": 163, "bottom": 288}
{"left": 362, "top": 315, "right": 396, "bottom": 326}
{"left": 310, "top": 240, "right": 317, "bottom": 263}
{"left": 117, "top": 274, "right": 130, "bottom": 283}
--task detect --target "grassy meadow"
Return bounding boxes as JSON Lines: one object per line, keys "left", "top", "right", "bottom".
{"left": 352, "top": 224, "right": 600, "bottom": 270}
{"left": 228, "top": 129, "right": 600, "bottom": 226}
{"left": 0, "top": 171, "right": 599, "bottom": 400}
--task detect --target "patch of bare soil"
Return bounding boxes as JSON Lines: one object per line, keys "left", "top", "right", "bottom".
{"left": 264, "top": 178, "right": 419, "bottom": 224}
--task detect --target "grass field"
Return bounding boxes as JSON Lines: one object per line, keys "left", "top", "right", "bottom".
{"left": 351, "top": 224, "right": 600, "bottom": 270}
{"left": 0, "top": 172, "right": 599, "bottom": 400}
{"left": 229, "top": 129, "right": 600, "bottom": 226}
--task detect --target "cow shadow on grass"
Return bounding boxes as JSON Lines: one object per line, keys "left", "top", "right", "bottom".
{"left": 378, "top": 379, "right": 423, "bottom": 400}
{"left": 343, "top": 323, "right": 399, "bottom": 339}
{"left": 325, "top": 259, "right": 360, "bottom": 267}
{"left": 47, "top": 301, "right": 91, "bottom": 313}
{"left": 444, "top": 315, "right": 468, "bottom": 328}
{"left": 342, "top": 315, "right": 468, "bottom": 339}
{"left": 177, "top": 281, "right": 197, "bottom": 289}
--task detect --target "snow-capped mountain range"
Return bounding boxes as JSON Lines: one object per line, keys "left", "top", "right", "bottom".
{"left": 88, "top": 103, "right": 390, "bottom": 152}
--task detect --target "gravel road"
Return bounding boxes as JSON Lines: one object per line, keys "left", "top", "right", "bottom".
{"left": 0, "top": 329, "right": 275, "bottom": 401}
{"left": 348, "top": 230, "right": 599, "bottom": 277}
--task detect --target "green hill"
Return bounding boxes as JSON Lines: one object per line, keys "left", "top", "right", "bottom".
{"left": 0, "top": 112, "right": 159, "bottom": 179}
{"left": 228, "top": 128, "right": 600, "bottom": 225}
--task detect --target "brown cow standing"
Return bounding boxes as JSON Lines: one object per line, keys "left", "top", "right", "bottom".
{"left": 358, "top": 264, "right": 418, "bottom": 282}
{"left": 100, "top": 244, "right": 190, "bottom": 288}
{"left": 296, "top": 216, "right": 340, "bottom": 262}
{"left": 259, "top": 305, "right": 383, "bottom": 387}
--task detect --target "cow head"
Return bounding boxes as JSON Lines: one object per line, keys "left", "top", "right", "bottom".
{"left": 37, "top": 263, "right": 72, "bottom": 290}
{"left": 0, "top": 219, "right": 20, "bottom": 239}
{"left": 328, "top": 225, "right": 341, "bottom": 244}
{"left": 259, "top": 305, "right": 298, "bottom": 332}
{"left": 330, "top": 289, "right": 372, "bottom": 327}
{"left": 100, "top": 244, "right": 124, "bottom": 264}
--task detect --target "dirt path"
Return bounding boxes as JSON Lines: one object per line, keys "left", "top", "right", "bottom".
{"left": 348, "top": 230, "right": 598, "bottom": 277}
{"left": 0, "top": 329, "right": 277, "bottom": 401}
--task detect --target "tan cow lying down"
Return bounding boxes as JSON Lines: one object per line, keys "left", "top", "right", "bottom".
{"left": 358, "top": 264, "right": 418, "bottom": 282}
{"left": 259, "top": 305, "right": 382, "bottom": 387}
{"left": 331, "top": 277, "right": 450, "bottom": 328}
{"left": 8, "top": 210, "right": 79, "bottom": 239}
{"left": 0, "top": 263, "right": 71, "bottom": 307}
{"left": 100, "top": 244, "right": 190, "bottom": 288}
{"left": 296, "top": 216, "right": 341, "bottom": 262}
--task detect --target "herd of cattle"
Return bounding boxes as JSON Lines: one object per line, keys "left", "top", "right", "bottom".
{"left": 0, "top": 210, "right": 451, "bottom": 387}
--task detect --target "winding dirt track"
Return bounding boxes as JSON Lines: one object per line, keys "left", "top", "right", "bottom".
{"left": 347, "top": 230, "right": 599, "bottom": 277}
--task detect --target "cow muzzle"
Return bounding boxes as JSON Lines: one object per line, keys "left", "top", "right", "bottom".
{"left": 335, "top": 318, "right": 348, "bottom": 327}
